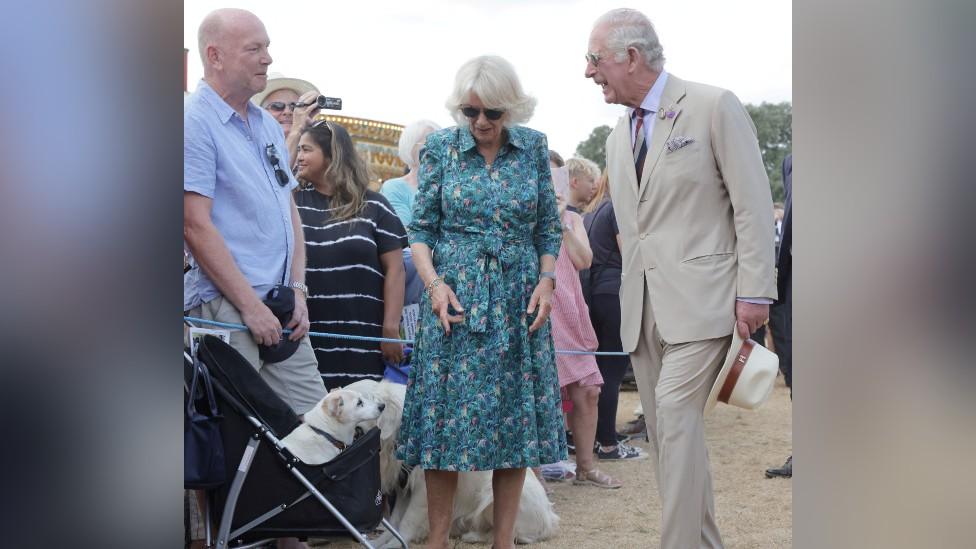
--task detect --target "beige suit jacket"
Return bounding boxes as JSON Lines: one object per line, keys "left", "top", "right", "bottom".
{"left": 606, "top": 74, "right": 776, "bottom": 350}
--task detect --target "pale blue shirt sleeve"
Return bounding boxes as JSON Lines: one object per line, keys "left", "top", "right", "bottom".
{"left": 184, "top": 112, "right": 217, "bottom": 198}
{"left": 737, "top": 297, "right": 774, "bottom": 304}
{"left": 380, "top": 177, "right": 415, "bottom": 227}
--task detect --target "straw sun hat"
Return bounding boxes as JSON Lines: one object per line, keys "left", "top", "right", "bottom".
{"left": 251, "top": 73, "right": 318, "bottom": 107}
{"left": 704, "top": 326, "right": 780, "bottom": 414}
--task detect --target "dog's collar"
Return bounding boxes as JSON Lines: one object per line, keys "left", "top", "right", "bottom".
{"left": 308, "top": 424, "right": 347, "bottom": 451}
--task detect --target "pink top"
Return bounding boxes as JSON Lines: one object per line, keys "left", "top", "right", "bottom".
{"left": 550, "top": 212, "right": 603, "bottom": 388}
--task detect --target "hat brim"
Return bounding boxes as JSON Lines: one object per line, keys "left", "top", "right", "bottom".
{"left": 251, "top": 77, "right": 319, "bottom": 108}
{"left": 704, "top": 326, "right": 745, "bottom": 414}
{"left": 259, "top": 339, "right": 301, "bottom": 364}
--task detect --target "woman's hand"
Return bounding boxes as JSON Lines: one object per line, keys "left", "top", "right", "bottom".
{"left": 430, "top": 282, "right": 465, "bottom": 334}
{"left": 526, "top": 278, "right": 555, "bottom": 333}
{"left": 380, "top": 327, "right": 405, "bottom": 364}
{"left": 291, "top": 90, "right": 321, "bottom": 135}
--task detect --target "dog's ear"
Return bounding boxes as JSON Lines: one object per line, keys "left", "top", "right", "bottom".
{"left": 376, "top": 386, "right": 403, "bottom": 440}
{"left": 326, "top": 393, "right": 344, "bottom": 419}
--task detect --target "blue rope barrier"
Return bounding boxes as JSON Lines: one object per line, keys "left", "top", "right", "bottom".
{"left": 184, "top": 316, "right": 630, "bottom": 357}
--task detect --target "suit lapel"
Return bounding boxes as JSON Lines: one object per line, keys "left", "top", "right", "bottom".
{"left": 637, "top": 76, "right": 687, "bottom": 198}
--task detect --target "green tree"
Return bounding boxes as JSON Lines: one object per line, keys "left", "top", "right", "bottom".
{"left": 745, "top": 101, "right": 792, "bottom": 202}
{"left": 574, "top": 125, "right": 612, "bottom": 171}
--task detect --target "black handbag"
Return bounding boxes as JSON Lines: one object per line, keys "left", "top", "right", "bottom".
{"left": 184, "top": 357, "right": 227, "bottom": 489}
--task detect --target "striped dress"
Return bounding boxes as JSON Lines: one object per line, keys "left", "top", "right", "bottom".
{"left": 295, "top": 189, "right": 407, "bottom": 389}
{"left": 550, "top": 211, "right": 603, "bottom": 388}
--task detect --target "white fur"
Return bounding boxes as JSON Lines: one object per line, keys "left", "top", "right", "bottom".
{"left": 345, "top": 379, "right": 559, "bottom": 547}
{"left": 280, "top": 388, "right": 383, "bottom": 465}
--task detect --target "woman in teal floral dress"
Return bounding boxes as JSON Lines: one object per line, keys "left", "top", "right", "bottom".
{"left": 396, "top": 55, "right": 566, "bottom": 549}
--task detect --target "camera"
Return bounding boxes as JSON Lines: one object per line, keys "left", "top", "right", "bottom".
{"left": 293, "top": 95, "right": 342, "bottom": 111}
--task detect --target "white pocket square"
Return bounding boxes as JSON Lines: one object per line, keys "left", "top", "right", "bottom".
{"left": 666, "top": 136, "right": 695, "bottom": 153}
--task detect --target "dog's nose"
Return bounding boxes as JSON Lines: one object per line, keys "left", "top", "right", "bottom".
{"left": 378, "top": 403, "right": 386, "bottom": 412}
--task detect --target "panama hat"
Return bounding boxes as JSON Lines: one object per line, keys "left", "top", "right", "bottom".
{"left": 251, "top": 73, "right": 318, "bottom": 107}
{"left": 704, "top": 326, "right": 779, "bottom": 414}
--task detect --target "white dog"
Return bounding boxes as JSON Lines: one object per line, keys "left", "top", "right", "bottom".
{"left": 280, "top": 388, "right": 384, "bottom": 465}
{"left": 343, "top": 379, "right": 559, "bottom": 547}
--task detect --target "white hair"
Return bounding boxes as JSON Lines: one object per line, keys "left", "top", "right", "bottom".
{"left": 397, "top": 120, "right": 442, "bottom": 167}
{"left": 445, "top": 55, "right": 536, "bottom": 127}
{"left": 565, "top": 157, "right": 600, "bottom": 182}
{"left": 595, "top": 8, "right": 666, "bottom": 72}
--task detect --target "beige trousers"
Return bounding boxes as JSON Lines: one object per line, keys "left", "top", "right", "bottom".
{"left": 188, "top": 296, "right": 326, "bottom": 416}
{"left": 631, "top": 283, "right": 730, "bottom": 549}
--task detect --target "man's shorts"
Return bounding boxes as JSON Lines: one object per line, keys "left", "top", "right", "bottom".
{"left": 187, "top": 295, "right": 326, "bottom": 415}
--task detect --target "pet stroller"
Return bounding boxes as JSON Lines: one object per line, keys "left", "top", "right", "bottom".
{"left": 185, "top": 335, "right": 408, "bottom": 549}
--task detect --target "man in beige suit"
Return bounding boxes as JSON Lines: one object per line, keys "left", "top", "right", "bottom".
{"left": 584, "top": 9, "right": 776, "bottom": 548}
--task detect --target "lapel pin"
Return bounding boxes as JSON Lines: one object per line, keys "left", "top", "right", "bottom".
{"left": 666, "top": 110, "right": 677, "bottom": 119}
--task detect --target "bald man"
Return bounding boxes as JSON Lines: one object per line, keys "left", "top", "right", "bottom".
{"left": 184, "top": 12, "right": 325, "bottom": 547}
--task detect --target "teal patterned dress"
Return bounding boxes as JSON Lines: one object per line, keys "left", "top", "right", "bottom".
{"left": 395, "top": 125, "right": 567, "bottom": 471}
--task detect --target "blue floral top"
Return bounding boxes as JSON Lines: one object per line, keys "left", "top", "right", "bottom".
{"left": 396, "top": 125, "right": 567, "bottom": 470}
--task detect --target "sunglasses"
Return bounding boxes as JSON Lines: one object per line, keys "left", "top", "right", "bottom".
{"left": 264, "top": 101, "right": 298, "bottom": 113}
{"left": 460, "top": 106, "right": 505, "bottom": 121}
{"left": 310, "top": 119, "right": 333, "bottom": 131}
{"left": 584, "top": 51, "right": 604, "bottom": 67}
{"left": 264, "top": 143, "right": 289, "bottom": 186}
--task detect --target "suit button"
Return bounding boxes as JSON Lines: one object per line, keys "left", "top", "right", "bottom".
{"left": 640, "top": 233, "right": 648, "bottom": 240}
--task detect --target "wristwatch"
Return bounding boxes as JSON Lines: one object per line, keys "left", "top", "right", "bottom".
{"left": 290, "top": 281, "right": 309, "bottom": 299}
{"left": 540, "top": 271, "right": 556, "bottom": 287}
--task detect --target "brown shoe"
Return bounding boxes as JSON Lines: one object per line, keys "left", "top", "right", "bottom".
{"left": 573, "top": 467, "right": 622, "bottom": 489}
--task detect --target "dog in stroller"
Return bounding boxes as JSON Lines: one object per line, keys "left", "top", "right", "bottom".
{"left": 281, "top": 389, "right": 385, "bottom": 465}
{"left": 186, "top": 336, "right": 408, "bottom": 549}
{"left": 343, "top": 379, "right": 560, "bottom": 548}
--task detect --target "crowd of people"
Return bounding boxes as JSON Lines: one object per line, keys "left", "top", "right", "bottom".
{"left": 184, "top": 7, "right": 791, "bottom": 549}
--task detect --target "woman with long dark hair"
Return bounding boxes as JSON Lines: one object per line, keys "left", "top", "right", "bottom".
{"left": 294, "top": 120, "right": 407, "bottom": 388}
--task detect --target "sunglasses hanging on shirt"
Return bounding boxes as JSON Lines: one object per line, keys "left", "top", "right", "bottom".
{"left": 264, "top": 143, "right": 289, "bottom": 187}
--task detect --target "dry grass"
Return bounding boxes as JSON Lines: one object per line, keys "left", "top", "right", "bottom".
{"left": 314, "top": 378, "right": 793, "bottom": 548}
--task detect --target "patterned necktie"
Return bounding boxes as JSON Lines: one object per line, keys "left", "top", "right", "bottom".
{"left": 633, "top": 108, "right": 649, "bottom": 184}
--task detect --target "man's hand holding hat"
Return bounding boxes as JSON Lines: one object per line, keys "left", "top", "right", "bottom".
{"left": 735, "top": 300, "right": 769, "bottom": 339}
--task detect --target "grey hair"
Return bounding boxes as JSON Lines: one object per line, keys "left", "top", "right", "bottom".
{"left": 565, "top": 157, "right": 600, "bottom": 182}
{"left": 397, "top": 120, "right": 442, "bottom": 167}
{"left": 445, "top": 55, "right": 537, "bottom": 127}
{"left": 595, "top": 8, "right": 666, "bottom": 72}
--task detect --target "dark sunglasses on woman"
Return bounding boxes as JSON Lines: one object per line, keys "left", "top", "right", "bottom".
{"left": 264, "top": 101, "right": 297, "bottom": 113}
{"left": 460, "top": 106, "right": 505, "bottom": 121}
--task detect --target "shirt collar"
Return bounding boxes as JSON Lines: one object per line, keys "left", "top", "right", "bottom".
{"left": 634, "top": 70, "right": 669, "bottom": 116}
{"left": 458, "top": 125, "right": 527, "bottom": 152}
{"left": 197, "top": 79, "right": 265, "bottom": 125}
